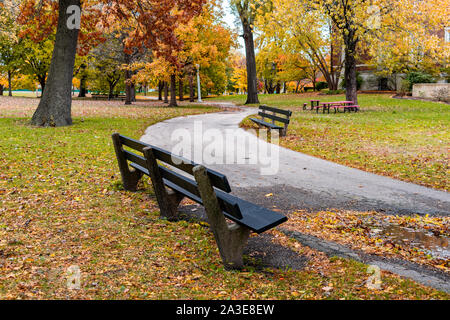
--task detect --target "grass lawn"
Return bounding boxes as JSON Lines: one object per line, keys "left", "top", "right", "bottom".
{"left": 0, "top": 97, "right": 448, "bottom": 299}
{"left": 212, "top": 94, "right": 449, "bottom": 191}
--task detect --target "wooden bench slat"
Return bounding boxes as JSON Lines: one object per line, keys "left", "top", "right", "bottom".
{"left": 117, "top": 134, "right": 287, "bottom": 234}
{"left": 159, "top": 166, "right": 201, "bottom": 199}
{"left": 250, "top": 106, "right": 292, "bottom": 137}
{"left": 250, "top": 118, "right": 283, "bottom": 130}
{"left": 217, "top": 192, "right": 288, "bottom": 234}
{"left": 158, "top": 166, "right": 244, "bottom": 220}
{"left": 259, "top": 111, "right": 290, "bottom": 124}
{"left": 123, "top": 150, "right": 147, "bottom": 168}
{"left": 128, "top": 162, "right": 285, "bottom": 232}
{"left": 130, "top": 162, "right": 243, "bottom": 220}
{"left": 260, "top": 105, "right": 292, "bottom": 117}
{"left": 119, "top": 135, "right": 231, "bottom": 193}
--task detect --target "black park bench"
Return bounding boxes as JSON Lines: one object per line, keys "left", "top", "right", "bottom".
{"left": 112, "top": 133, "right": 288, "bottom": 269}
{"left": 250, "top": 105, "right": 292, "bottom": 137}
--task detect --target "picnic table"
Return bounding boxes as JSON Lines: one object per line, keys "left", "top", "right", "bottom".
{"left": 317, "top": 101, "right": 356, "bottom": 114}
{"left": 304, "top": 100, "right": 321, "bottom": 111}
{"left": 310, "top": 100, "right": 321, "bottom": 110}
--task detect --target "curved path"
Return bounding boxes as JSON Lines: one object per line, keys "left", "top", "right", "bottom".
{"left": 141, "top": 104, "right": 450, "bottom": 216}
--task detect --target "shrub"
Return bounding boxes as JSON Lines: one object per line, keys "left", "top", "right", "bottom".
{"left": 322, "top": 89, "right": 346, "bottom": 95}
{"left": 404, "top": 71, "right": 435, "bottom": 91}
{"left": 316, "top": 81, "right": 328, "bottom": 91}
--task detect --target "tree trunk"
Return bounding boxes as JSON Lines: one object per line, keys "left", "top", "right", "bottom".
{"left": 0, "top": 84, "right": 3, "bottom": 96}
{"left": 164, "top": 81, "right": 169, "bottom": 103}
{"left": 158, "top": 81, "right": 163, "bottom": 100}
{"left": 344, "top": 40, "right": 358, "bottom": 104}
{"left": 131, "top": 83, "right": 136, "bottom": 102}
{"left": 169, "top": 74, "right": 177, "bottom": 107}
{"left": 78, "top": 64, "right": 87, "bottom": 97}
{"left": 178, "top": 76, "right": 184, "bottom": 101}
{"left": 78, "top": 76, "right": 87, "bottom": 97}
{"left": 124, "top": 80, "right": 131, "bottom": 104}
{"left": 275, "top": 81, "right": 281, "bottom": 94}
{"left": 267, "top": 79, "right": 275, "bottom": 94}
{"left": 38, "top": 77, "right": 46, "bottom": 97}
{"left": 189, "top": 73, "right": 194, "bottom": 102}
{"left": 31, "top": 0, "right": 80, "bottom": 127}
{"left": 8, "top": 71, "right": 12, "bottom": 97}
{"left": 242, "top": 24, "right": 259, "bottom": 104}
{"left": 108, "top": 82, "right": 115, "bottom": 100}
{"left": 124, "top": 53, "right": 132, "bottom": 105}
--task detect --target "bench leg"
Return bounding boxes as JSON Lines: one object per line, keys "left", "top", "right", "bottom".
{"left": 112, "top": 133, "right": 143, "bottom": 191}
{"left": 281, "top": 124, "right": 288, "bottom": 137}
{"left": 193, "top": 165, "right": 251, "bottom": 270}
{"left": 143, "top": 147, "right": 185, "bottom": 221}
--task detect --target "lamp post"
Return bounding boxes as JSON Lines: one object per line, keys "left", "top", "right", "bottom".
{"left": 196, "top": 64, "right": 202, "bottom": 103}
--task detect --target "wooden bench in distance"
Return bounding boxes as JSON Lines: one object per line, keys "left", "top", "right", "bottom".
{"left": 112, "top": 133, "right": 288, "bottom": 269}
{"left": 91, "top": 94, "right": 109, "bottom": 100}
{"left": 250, "top": 105, "right": 292, "bottom": 137}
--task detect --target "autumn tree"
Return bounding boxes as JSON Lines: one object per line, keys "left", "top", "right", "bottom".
{"left": 229, "top": 51, "right": 248, "bottom": 94}
{"left": 0, "top": 74, "right": 6, "bottom": 95}
{"left": 132, "top": 0, "right": 233, "bottom": 105}
{"left": 313, "top": 0, "right": 448, "bottom": 103}
{"left": 176, "top": 0, "right": 235, "bottom": 99}
{"left": 367, "top": 1, "right": 450, "bottom": 82}
{"left": 19, "top": 0, "right": 205, "bottom": 126}
{"left": 257, "top": 0, "right": 448, "bottom": 103}
{"left": 256, "top": 0, "right": 342, "bottom": 92}
{"left": 18, "top": 0, "right": 82, "bottom": 126}
{"left": 74, "top": 56, "right": 89, "bottom": 97}
{"left": 275, "top": 53, "right": 317, "bottom": 93}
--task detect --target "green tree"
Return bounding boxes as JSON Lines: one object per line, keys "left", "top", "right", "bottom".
{"left": 0, "top": 0, "right": 23, "bottom": 96}
{"left": 21, "top": 37, "right": 53, "bottom": 94}
{"left": 88, "top": 35, "right": 126, "bottom": 99}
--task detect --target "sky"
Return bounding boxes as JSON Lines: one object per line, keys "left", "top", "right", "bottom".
{"left": 221, "top": 0, "right": 237, "bottom": 29}
{"left": 221, "top": 0, "right": 245, "bottom": 52}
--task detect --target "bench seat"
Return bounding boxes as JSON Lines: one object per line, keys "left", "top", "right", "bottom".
{"left": 249, "top": 105, "right": 292, "bottom": 136}
{"left": 249, "top": 118, "right": 283, "bottom": 130}
{"left": 130, "top": 162, "right": 287, "bottom": 234}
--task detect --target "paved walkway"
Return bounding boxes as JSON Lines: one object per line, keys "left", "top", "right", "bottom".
{"left": 141, "top": 105, "right": 450, "bottom": 216}
{"left": 140, "top": 104, "right": 450, "bottom": 292}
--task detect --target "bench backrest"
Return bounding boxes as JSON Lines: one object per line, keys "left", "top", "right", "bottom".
{"left": 116, "top": 134, "right": 231, "bottom": 192}
{"left": 113, "top": 134, "right": 245, "bottom": 220}
{"left": 259, "top": 105, "right": 292, "bottom": 125}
